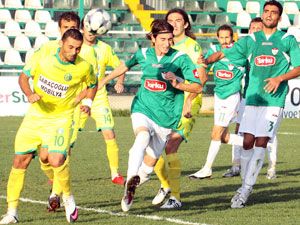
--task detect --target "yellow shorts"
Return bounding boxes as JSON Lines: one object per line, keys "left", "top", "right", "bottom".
{"left": 175, "top": 93, "right": 202, "bottom": 141}
{"left": 15, "top": 114, "right": 73, "bottom": 156}
{"left": 70, "top": 93, "right": 114, "bottom": 146}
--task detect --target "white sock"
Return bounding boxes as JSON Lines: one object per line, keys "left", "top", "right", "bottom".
{"left": 7, "top": 208, "right": 17, "bottom": 217}
{"left": 204, "top": 140, "right": 221, "bottom": 168}
{"left": 137, "top": 162, "right": 153, "bottom": 185}
{"left": 267, "top": 136, "right": 277, "bottom": 170}
{"left": 244, "top": 147, "right": 266, "bottom": 189}
{"left": 126, "top": 131, "right": 150, "bottom": 180}
{"left": 240, "top": 148, "right": 253, "bottom": 184}
{"left": 232, "top": 144, "right": 242, "bottom": 166}
{"left": 228, "top": 133, "right": 243, "bottom": 146}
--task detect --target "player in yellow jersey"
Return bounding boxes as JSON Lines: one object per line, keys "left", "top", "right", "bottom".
{"left": 0, "top": 29, "right": 97, "bottom": 224}
{"left": 70, "top": 20, "right": 125, "bottom": 185}
{"left": 138, "top": 8, "right": 207, "bottom": 209}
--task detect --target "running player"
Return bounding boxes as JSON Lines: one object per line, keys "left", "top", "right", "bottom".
{"left": 0, "top": 29, "right": 97, "bottom": 224}
{"left": 188, "top": 24, "right": 245, "bottom": 180}
{"left": 148, "top": 8, "right": 207, "bottom": 209}
{"left": 203, "top": 0, "right": 300, "bottom": 208}
{"left": 97, "top": 19, "right": 202, "bottom": 212}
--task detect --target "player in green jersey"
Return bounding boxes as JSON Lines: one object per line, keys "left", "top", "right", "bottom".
{"left": 148, "top": 8, "right": 207, "bottom": 209}
{"left": 97, "top": 19, "right": 202, "bottom": 212}
{"left": 0, "top": 29, "right": 97, "bottom": 224}
{"left": 188, "top": 25, "right": 245, "bottom": 180}
{"left": 202, "top": 0, "right": 300, "bottom": 208}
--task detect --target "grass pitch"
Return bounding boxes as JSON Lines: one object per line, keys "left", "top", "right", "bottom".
{"left": 0, "top": 116, "right": 299, "bottom": 225}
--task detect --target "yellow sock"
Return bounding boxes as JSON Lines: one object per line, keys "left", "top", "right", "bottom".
{"left": 166, "top": 153, "right": 181, "bottom": 200}
{"left": 154, "top": 156, "right": 170, "bottom": 190}
{"left": 105, "top": 139, "right": 119, "bottom": 177}
{"left": 7, "top": 168, "right": 26, "bottom": 209}
{"left": 53, "top": 157, "right": 71, "bottom": 197}
{"left": 39, "top": 159, "right": 54, "bottom": 181}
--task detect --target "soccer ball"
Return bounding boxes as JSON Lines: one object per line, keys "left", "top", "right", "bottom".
{"left": 83, "top": 8, "right": 112, "bottom": 35}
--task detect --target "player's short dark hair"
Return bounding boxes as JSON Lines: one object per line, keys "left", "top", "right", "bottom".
{"left": 249, "top": 17, "right": 263, "bottom": 29}
{"left": 146, "top": 19, "right": 174, "bottom": 40}
{"left": 165, "top": 8, "right": 196, "bottom": 40}
{"left": 263, "top": 0, "right": 283, "bottom": 16}
{"left": 61, "top": 28, "right": 83, "bottom": 42}
{"left": 58, "top": 11, "right": 80, "bottom": 29}
{"left": 217, "top": 24, "right": 233, "bottom": 38}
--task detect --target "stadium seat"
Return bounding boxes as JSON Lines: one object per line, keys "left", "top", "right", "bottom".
{"left": 203, "top": 1, "right": 222, "bottom": 12}
{"left": 214, "top": 14, "right": 233, "bottom": 26}
{"left": 0, "top": 9, "right": 12, "bottom": 23}
{"left": 4, "top": 20, "right": 22, "bottom": 37}
{"left": 91, "top": 0, "right": 110, "bottom": 9}
{"left": 111, "top": 0, "right": 128, "bottom": 10}
{"left": 53, "top": 0, "right": 72, "bottom": 9}
{"left": 34, "top": 10, "right": 52, "bottom": 23}
{"left": 15, "top": 10, "right": 32, "bottom": 23}
{"left": 184, "top": 0, "right": 202, "bottom": 12}
{"left": 236, "top": 11, "right": 251, "bottom": 28}
{"left": 166, "top": 0, "right": 184, "bottom": 9}
{"left": 0, "top": 56, "right": 3, "bottom": 65}
{"left": 287, "top": 26, "right": 300, "bottom": 42}
{"left": 5, "top": 0, "right": 23, "bottom": 8}
{"left": 0, "top": 33, "right": 12, "bottom": 51}
{"left": 140, "top": 40, "right": 151, "bottom": 48}
{"left": 25, "top": 48, "right": 34, "bottom": 63}
{"left": 130, "top": 25, "right": 146, "bottom": 38}
{"left": 283, "top": 2, "right": 299, "bottom": 15}
{"left": 124, "top": 41, "right": 139, "bottom": 54}
{"left": 245, "top": 1, "right": 260, "bottom": 14}
{"left": 227, "top": 1, "right": 243, "bottom": 13}
{"left": 25, "top": 0, "right": 43, "bottom": 9}
{"left": 14, "top": 34, "right": 32, "bottom": 51}
{"left": 0, "top": 0, "right": 3, "bottom": 8}
{"left": 278, "top": 13, "right": 291, "bottom": 29}
{"left": 121, "top": 13, "right": 139, "bottom": 25}
{"left": 25, "top": 20, "right": 42, "bottom": 37}
{"left": 293, "top": 13, "right": 300, "bottom": 27}
{"left": 195, "top": 14, "right": 213, "bottom": 26}
{"left": 34, "top": 34, "right": 49, "bottom": 49}
{"left": 106, "top": 40, "right": 124, "bottom": 53}
{"left": 45, "top": 20, "right": 60, "bottom": 38}
{"left": 4, "top": 49, "right": 24, "bottom": 65}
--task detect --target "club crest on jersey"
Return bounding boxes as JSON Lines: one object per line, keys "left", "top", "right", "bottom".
{"left": 228, "top": 64, "right": 234, "bottom": 71}
{"left": 64, "top": 73, "right": 72, "bottom": 81}
{"left": 144, "top": 79, "right": 166, "bottom": 92}
{"left": 255, "top": 55, "right": 276, "bottom": 66}
{"left": 216, "top": 70, "right": 233, "bottom": 80}
{"left": 272, "top": 48, "right": 279, "bottom": 55}
{"left": 193, "top": 69, "right": 199, "bottom": 78}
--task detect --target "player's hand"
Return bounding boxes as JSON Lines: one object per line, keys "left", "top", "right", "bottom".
{"left": 163, "top": 72, "right": 180, "bottom": 88}
{"left": 80, "top": 105, "right": 91, "bottom": 115}
{"left": 114, "top": 82, "right": 124, "bottom": 93}
{"left": 27, "top": 93, "right": 41, "bottom": 103}
{"left": 182, "top": 98, "right": 192, "bottom": 118}
{"left": 264, "top": 76, "right": 282, "bottom": 94}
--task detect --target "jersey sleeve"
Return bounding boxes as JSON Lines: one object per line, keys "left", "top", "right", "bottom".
{"left": 125, "top": 50, "right": 140, "bottom": 69}
{"left": 106, "top": 45, "right": 121, "bottom": 69}
{"left": 288, "top": 36, "right": 300, "bottom": 67}
{"left": 85, "top": 64, "right": 98, "bottom": 88}
{"left": 179, "top": 54, "right": 200, "bottom": 84}
{"left": 222, "top": 37, "right": 249, "bottom": 63}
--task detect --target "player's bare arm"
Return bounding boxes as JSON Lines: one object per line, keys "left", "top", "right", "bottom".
{"left": 197, "top": 66, "right": 208, "bottom": 86}
{"left": 98, "top": 62, "right": 129, "bottom": 90}
{"left": 264, "top": 66, "right": 300, "bottom": 94}
{"left": 19, "top": 73, "right": 41, "bottom": 104}
{"left": 80, "top": 84, "right": 98, "bottom": 114}
{"left": 114, "top": 73, "right": 125, "bottom": 93}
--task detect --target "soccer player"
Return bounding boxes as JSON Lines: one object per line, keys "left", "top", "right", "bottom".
{"left": 188, "top": 24, "right": 245, "bottom": 180}
{"left": 148, "top": 8, "right": 207, "bottom": 209}
{"left": 0, "top": 29, "right": 97, "bottom": 224}
{"left": 97, "top": 19, "right": 202, "bottom": 212}
{"left": 203, "top": 0, "right": 300, "bottom": 208}
{"left": 70, "top": 20, "right": 126, "bottom": 185}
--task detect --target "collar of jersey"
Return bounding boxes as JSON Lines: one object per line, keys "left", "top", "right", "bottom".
{"left": 55, "top": 48, "right": 74, "bottom": 65}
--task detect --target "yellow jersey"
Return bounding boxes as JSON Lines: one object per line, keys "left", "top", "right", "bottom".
{"left": 23, "top": 49, "right": 97, "bottom": 116}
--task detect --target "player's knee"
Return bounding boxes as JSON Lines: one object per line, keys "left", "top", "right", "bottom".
{"left": 243, "top": 139, "right": 254, "bottom": 150}
{"left": 48, "top": 154, "right": 66, "bottom": 168}
{"left": 13, "top": 154, "right": 33, "bottom": 169}
{"left": 165, "top": 136, "right": 182, "bottom": 154}
{"left": 102, "top": 129, "right": 115, "bottom": 139}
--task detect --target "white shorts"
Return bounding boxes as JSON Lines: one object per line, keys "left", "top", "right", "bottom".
{"left": 236, "top": 98, "right": 246, "bottom": 124}
{"left": 239, "top": 106, "right": 283, "bottom": 140}
{"left": 131, "top": 112, "right": 172, "bottom": 159}
{"left": 214, "top": 92, "right": 240, "bottom": 127}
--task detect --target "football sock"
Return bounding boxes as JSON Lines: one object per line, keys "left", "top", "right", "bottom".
{"left": 267, "top": 136, "right": 278, "bottom": 170}
{"left": 105, "top": 138, "right": 119, "bottom": 177}
{"left": 154, "top": 156, "right": 170, "bottom": 190}
{"left": 244, "top": 147, "right": 265, "bottom": 189}
{"left": 204, "top": 140, "right": 221, "bottom": 168}
{"left": 39, "top": 159, "right": 54, "bottom": 181}
{"left": 52, "top": 157, "right": 70, "bottom": 196}
{"left": 7, "top": 168, "right": 26, "bottom": 209}
{"left": 240, "top": 148, "right": 253, "bottom": 182}
{"left": 166, "top": 153, "right": 181, "bottom": 200}
{"left": 53, "top": 158, "right": 71, "bottom": 197}
{"left": 126, "top": 130, "right": 150, "bottom": 180}
{"left": 232, "top": 144, "right": 242, "bottom": 166}
{"left": 228, "top": 134, "right": 243, "bottom": 146}
{"left": 137, "top": 162, "right": 153, "bottom": 186}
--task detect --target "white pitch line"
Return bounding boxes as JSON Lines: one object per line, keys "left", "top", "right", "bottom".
{"left": 0, "top": 196, "right": 210, "bottom": 225}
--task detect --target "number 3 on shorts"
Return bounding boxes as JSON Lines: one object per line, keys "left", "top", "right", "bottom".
{"left": 268, "top": 121, "right": 274, "bottom": 132}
